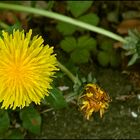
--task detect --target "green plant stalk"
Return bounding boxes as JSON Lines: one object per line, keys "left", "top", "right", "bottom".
{"left": 0, "top": 2, "right": 126, "bottom": 43}
{"left": 57, "top": 61, "right": 81, "bottom": 85}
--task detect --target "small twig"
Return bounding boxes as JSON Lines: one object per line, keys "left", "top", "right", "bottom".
{"left": 41, "top": 107, "right": 54, "bottom": 114}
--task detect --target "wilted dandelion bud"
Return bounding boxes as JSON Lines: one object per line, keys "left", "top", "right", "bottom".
{"left": 80, "top": 83, "right": 111, "bottom": 120}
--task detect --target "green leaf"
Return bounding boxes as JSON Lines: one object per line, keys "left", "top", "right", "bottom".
{"left": 71, "top": 49, "right": 90, "bottom": 63}
{"left": 6, "top": 22, "right": 22, "bottom": 34}
{"left": 20, "top": 106, "right": 41, "bottom": 135}
{"left": 45, "top": 1, "right": 55, "bottom": 10}
{"left": 100, "top": 39, "right": 114, "bottom": 52}
{"left": 6, "top": 129, "right": 24, "bottom": 139}
{"left": 77, "top": 35, "right": 97, "bottom": 50}
{"left": 67, "top": 1, "right": 93, "bottom": 17}
{"left": 56, "top": 21, "right": 76, "bottom": 35}
{"left": 78, "top": 13, "right": 99, "bottom": 26}
{"left": 0, "top": 110, "right": 10, "bottom": 134}
{"left": 110, "top": 53, "right": 120, "bottom": 67}
{"left": 30, "top": 0, "right": 37, "bottom": 8}
{"left": 0, "top": 22, "right": 22, "bottom": 37}
{"left": 128, "top": 53, "right": 139, "bottom": 66}
{"left": 60, "top": 37, "right": 77, "bottom": 53}
{"left": 107, "top": 11, "right": 119, "bottom": 23}
{"left": 45, "top": 87, "right": 68, "bottom": 109}
{"left": 97, "top": 51, "right": 110, "bottom": 67}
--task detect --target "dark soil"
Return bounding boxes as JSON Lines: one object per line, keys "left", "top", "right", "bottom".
{"left": 26, "top": 68, "right": 140, "bottom": 139}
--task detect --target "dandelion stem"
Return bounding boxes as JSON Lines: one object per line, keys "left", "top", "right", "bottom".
{"left": 57, "top": 61, "right": 81, "bottom": 85}
{"left": 0, "top": 2, "right": 126, "bottom": 43}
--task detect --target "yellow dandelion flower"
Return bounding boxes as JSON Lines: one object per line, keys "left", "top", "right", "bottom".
{"left": 0, "top": 29, "right": 58, "bottom": 110}
{"left": 80, "top": 83, "right": 111, "bottom": 120}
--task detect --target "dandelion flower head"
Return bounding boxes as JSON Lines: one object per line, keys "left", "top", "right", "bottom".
{"left": 80, "top": 83, "right": 111, "bottom": 120}
{"left": 0, "top": 29, "right": 58, "bottom": 109}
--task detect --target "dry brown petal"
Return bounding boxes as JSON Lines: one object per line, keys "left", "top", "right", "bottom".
{"left": 117, "top": 19, "right": 140, "bottom": 34}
